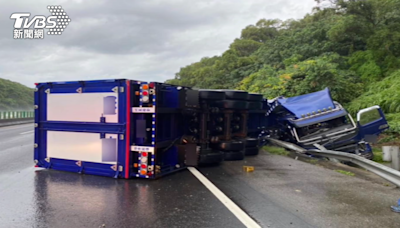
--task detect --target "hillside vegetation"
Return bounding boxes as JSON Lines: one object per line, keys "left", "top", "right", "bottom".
{"left": 0, "top": 78, "right": 33, "bottom": 111}
{"left": 166, "top": 0, "right": 400, "bottom": 135}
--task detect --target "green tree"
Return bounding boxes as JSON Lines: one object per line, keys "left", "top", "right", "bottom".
{"left": 166, "top": 0, "right": 400, "bottom": 134}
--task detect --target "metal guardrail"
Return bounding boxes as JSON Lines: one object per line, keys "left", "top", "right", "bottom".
{"left": 267, "top": 138, "right": 400, "bottom": 188}
{"left": 0, "top": 111, "right": 34, "bottom": 120}
{"left": 307, "top": 149, "right": 400, "bottom": 188}
{"left": 267, "top": 138, "right": 307, "bottom": 153}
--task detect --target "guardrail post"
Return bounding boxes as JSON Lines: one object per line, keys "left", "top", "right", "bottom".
{"left": 383, "top": 146, "right": 392, "bottom": 162}
{"left": 391, "top": 146, "right": 400, "bottom": 171}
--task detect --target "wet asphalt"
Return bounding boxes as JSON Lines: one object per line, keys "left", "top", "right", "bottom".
{"left": 0, "top": 124, "right": 244, "bottom": 228}
{"left": 0, "top": 124, "right": 399, "bottom": 228}
{"left": 200, "top": 152, "right": 400, "bottom": 228}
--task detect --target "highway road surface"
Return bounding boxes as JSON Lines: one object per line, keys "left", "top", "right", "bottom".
{"left": 0, "top": 124, "right": 399, "bottom": 228}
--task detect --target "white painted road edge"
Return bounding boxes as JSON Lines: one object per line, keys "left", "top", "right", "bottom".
{"left": 20, "top": 130, "right": 34, "bottom": 135}
{"left": 187, "top": 167, "right": 261, "bottom": 228}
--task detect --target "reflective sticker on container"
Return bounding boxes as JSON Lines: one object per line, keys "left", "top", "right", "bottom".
{"left": 132, "top": 107, "right": 155, "bottom": 113}
{"left": 131, "top": 146, "right": 154, "bottom": 153}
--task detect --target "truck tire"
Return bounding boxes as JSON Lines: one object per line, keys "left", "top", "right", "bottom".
{"left": 247, "top": 93, "right": 263, "bottom": 101}
{"left": 199, "top": 151, "right": 224, "bottom": 165}
{"left": 199, "top": 90, "right": 226, "bottom": 100}
{"left": 247, "top": 101, "right": 263, "bottom": 110}
{"left": 244, "top": 147, "right": 259, "bottom": 156}
{"left": 218, "top": 140, "right": 245, "bottom": 151}
{"left": 224, "top": 150, "right": 245, "bottom": 161}
{"left": 243, "top": 138, "right": 259, "bottom": 147}
{"left": 213, "top": 100, "right": 248, "bottom": 110}
{"left": 360, "top": 151, "right": 374, "bottom": 160}
{"left": 215, "top": 90, "right": 249, "bottom": 100}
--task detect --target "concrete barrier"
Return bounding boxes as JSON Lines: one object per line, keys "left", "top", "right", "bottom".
{"left": 0, "top": 118, "right": 34, "bottom": 127}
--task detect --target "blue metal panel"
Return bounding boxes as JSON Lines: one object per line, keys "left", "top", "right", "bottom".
{"left": 41, "top": 121, "right": 126, "bottom": 133}
{"left": 49, "top": 158, "right": 120, "bottom": 178}
{"left": 277, "top": 88, "right": 336, "bottom": 119}
{"left": 34, "top": 85, "right": 40, "bottom": 164}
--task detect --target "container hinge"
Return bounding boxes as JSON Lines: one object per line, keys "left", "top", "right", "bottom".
{"left": 76, "top": 87, "right": 82, "bottom": 93}
{"left": 45, "top": 89, "right": 50, "bottom": 94}
{"left": 112, "top": 87, "right": 119, "bottom": 93}
{"left": 119, "top": 165, "right": 123, "bottom": 172}
{"left": 120, "top": 87, "right": 124, "bottom": 93}
{"left": 120, "top": 134, "right": 124, "bottom": 140}
{"left": 34, "top": 143, "right": 38, "bottom": 148}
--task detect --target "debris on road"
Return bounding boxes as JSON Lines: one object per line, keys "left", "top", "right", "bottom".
{"left": 243, "top": 166, "right": 254, "bottom": 172}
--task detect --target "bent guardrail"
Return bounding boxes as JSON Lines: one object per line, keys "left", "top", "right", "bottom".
{"left": 306, "top": 149, "right": 400, "bottom": 188}
{"left": 267, "top": 138, "right": 400, "bottom": 188}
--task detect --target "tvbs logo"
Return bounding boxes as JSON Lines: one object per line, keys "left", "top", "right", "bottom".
{"left": 10, "top": 6, "right": 71, "bottom": 39}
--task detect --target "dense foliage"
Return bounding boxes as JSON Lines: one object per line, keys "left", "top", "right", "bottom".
{"left": 0, "top": 78, "right": 33, "bottom": 111}
{"left": 166, "top": 0, "right": 400, "bottom": 133}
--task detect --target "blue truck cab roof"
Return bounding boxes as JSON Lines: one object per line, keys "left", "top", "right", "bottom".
{"left": 268, "top": 88, "right": 348, "bottom": 127}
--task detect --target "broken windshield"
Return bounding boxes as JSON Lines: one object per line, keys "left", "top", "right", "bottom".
{"left": 296, "top": 115, "right": 354, "bottom": 140}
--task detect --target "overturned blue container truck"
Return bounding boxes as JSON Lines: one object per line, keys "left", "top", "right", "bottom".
{"left": 33, "top": 79, "right": 268, "bottom": 179}
{"left": 262, "top": 88, "right": 389, "bottom": 159}
{"left": 33, "top": 80, "right": 388, "bottom": 179}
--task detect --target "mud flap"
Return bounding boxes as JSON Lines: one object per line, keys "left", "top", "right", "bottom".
{"left": 177, "top": 144, "right": 198, "bottom": 167}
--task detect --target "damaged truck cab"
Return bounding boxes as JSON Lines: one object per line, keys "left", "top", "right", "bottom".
{"left": 264, "top": 88, "right": 389, "bottom": 159}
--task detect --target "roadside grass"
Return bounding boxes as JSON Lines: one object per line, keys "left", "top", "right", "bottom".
{"left": 372, "top": 148, "right": 384, "bottom": 163}
{"left": 262, "top": 146, "right": 290, "bottom": 156}
{"left": 308, "top": 159, "right": 319, "bottom": 164}
{"left": 335, "top": 170, "right": 355, "bottom": 176}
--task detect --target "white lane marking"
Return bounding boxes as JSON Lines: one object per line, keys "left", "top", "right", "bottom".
{"left": 188, "top": 167, "right": 261, "bottom": 228}
{"left": 20, "top": 130, "right": 34, "bottom": 135}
